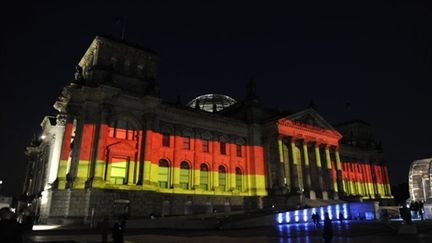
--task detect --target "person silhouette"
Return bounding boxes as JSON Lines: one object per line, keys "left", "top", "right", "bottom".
{"left": 323, "top": 213, "right": 333, "bottom": 243}
{"left": 339, "top": 212, "right": 344, "bottom": 223}
{"left": 112, "top": 219, "right": 124, "bottom": 243}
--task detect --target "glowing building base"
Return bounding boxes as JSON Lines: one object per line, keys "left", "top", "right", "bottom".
{"left": 275, "top": 201, "right": 379, "bottom": 224}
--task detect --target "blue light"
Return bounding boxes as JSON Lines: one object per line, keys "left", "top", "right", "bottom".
{"left": 285, "top": 211, "right": 290, "bottom": 223}
{"left": 335, "top": 204, "right": 340, "bottom": 220}
{"left": 327, "top": 205, "right": 333, "bottom": 220}
{"left": 276, "top": 213, "right": 283, "bottom": 224}
{"left": 304, "top": 222, "right": 309, "bottom": 231}
{"left": 303, "top": 209, "right": 308, "bottom": 222}
{"left": 320, "top": 207, "right": 325, "bottom": 221}
{"left": 343, "top": 203, "right": 348, "bottom": 219}
{"left": 277, "top": 225, "right": 285, "bottom": 236}
{"left": 294, "top": 210, "right": 300, "bottom": 223}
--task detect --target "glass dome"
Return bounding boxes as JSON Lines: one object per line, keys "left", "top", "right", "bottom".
{"left": 187, "top": 94, "right": 237, "bottom": 112}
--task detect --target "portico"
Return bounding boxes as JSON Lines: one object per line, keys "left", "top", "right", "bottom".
{"left": 273, "top": 110, "right": 343, "bottom": 200}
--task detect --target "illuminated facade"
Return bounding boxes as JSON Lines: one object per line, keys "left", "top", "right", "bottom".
{"left": 22, "top": 36, "right": 392, "bottom": 224}
{"left": 408, "top": 158, "right": 432, "bottom": 202}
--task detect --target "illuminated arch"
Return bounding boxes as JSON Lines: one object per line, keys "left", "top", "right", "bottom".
{"left": 108, "top": 113, "right": 141, "bottom": 140}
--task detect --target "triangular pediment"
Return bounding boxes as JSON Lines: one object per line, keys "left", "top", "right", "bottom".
{"left": 279, "top": 108, "right": 342, "bottom": 138}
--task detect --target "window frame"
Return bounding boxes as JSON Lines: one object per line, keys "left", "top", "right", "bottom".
{"left": 220, "top": 142, "right": 226, "bottom": 155}
{"left": 183, "top": 136, "right": 191, "bottom": 150}
{"left": 202, "top": 139, "right": 209, "bottom": 152}
{"left": 218, "top": 165, "right": 226, "bottom": 191}
{"left": 158, "top": 159, "right": 170, "bottom": 188}
{"left": 162, "top": 133, "right": 170, "bottom": 147}
{"left": 236, "top": 144, "right": 242, "bottom": 157}
{"left": 200, "top": 163, "right": 209, "bottom": 190}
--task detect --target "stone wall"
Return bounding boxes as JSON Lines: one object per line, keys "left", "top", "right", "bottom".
{"left": 46, "top": 188, "right": 248, "bottom": 225}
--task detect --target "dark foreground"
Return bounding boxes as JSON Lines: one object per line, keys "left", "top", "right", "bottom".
{"left": 25, "top": 220, "right": 432, "bottom": 243}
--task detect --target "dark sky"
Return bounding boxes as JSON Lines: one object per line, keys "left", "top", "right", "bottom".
{"left": 1, "top": 1, "right": 431, "bottom": 197}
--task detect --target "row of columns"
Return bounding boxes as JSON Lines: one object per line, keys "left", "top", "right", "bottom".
{"left": 277, "top": 136, "right": 342, "bottom": 200}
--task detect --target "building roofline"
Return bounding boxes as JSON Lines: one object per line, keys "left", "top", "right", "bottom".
{"left": 97, "top": 34, "right": 158, "bottom": 55}
{"left": 334, "top": 119, "right": 371, "bottom": 127}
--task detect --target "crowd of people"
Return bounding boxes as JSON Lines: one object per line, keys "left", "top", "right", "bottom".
{"left": 310, "top": 212, "right": 334, "bottom": 242}
{"left": 409, "top": 201, "right": 424, "bottom": 220}
{"left": 399, "top": 200, "right": 425, "bottom": 224}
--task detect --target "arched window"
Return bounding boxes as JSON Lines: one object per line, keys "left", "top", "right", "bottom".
{"left": 235, "top": 167, "right": 242, "bottom": 192}
{"left": 108, "top": 119, "right": 137, "bottom": 140}
{"left": 180, "top": 161, "right": 190, "bottom": 189}
{"left": 218, "top": 165, "right": 226, "bottom": 191}
{"left": 158, "top": 159, "right": 169, "bottom": 188}
{"left": 200, "top": 163, "right": 209, "bottom": 190}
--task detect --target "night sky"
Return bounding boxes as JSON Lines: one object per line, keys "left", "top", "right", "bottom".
{"left": 1, "top": 1, "right": 431, "bottom": 197}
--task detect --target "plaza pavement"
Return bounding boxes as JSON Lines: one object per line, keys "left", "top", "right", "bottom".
{"left": 25, "top": 219, "right": 432, "bottom": 243}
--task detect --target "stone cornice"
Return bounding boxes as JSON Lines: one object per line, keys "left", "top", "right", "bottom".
{"left": 277, "top": 118, "right": 342, "bottom": 146}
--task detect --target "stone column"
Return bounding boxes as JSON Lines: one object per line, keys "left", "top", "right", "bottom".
{"left": 289, "top": 138, "right": 300, "bottom": 192}
{"left": 335, "top": 147, "right": 343, "bottom": 198}
{"left": 350, "top": 163, "right": 356, "bottom": 195}
{"left": 314, "top": 143, "right": 324, "bottom": 197}
{"left": 213, "top": 166, "right": 219, "bottom": 191}
{"left": 277, "top": 137, "right": 286, "bottom": 188}
{"left": 45, "top": 115, "right": 66, "bottom": 189}
{"left": 194, "top": 164, "right": 201, "bottom": 191}
{"left": 53, "top": 115, "right": 67, "bottom": 189}
{"left": 230, "top": 166, "right": 236, "bottom": 192}
{"left": 57, "top": 116, "right": 74, "bottom": 190}
{"left": 172, "top": 126, "right": 180, "bottom": 188}
{"left": 282, "top": 139, "right": 291, "bottom": 190}
{"left": 66, "top": 110, "right": 85, "bottom": 189}
{"left": 324, "top": 145, "right": 334, "bottom": 198}
{"left": 87, "top": 104, "right": 107, "bottom": 188}
{"left": 360, "top": 163, "right": 369, "bottom": 197}
{"left": 127, "top": 158, "right": 136, "bottom": 185}
{"left": 137, "top": 117, "right": 147, "bottom": 185}
{"left": 301, "top": 140, "right": 314, "bottom": 199}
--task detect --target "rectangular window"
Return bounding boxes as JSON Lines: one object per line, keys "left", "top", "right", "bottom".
{"left": 220, "top": 142, "right": 226, "bottom": 155}
{"left": 110, "top": 157, "right": 128, "bottom": 185}
{"left": 180, "top": 169, "right": 189, "bottom": 189}
{"left": 236, "top": 144, "right": 242, "bottom": 157}
{"left": 202, "top": 139, "right": 209, "bottom": 152}
{"left": 183, "top": 136, "right": 190, "bottom": 150}
{"left": 219, "top": 173, "right": 226, "bottom": 191}
{"left": 162, "top": 133, "right": 170, "bottom": 147}
{"left": 200, "top": 171, "right": 208, "bottom": 190}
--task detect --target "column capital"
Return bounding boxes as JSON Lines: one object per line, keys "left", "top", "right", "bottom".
{"left": 323, "top": 144, "right": 332, "bottom": 150}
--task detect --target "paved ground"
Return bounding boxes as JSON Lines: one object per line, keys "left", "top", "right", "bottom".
{"left": 24, "top": 220, "right": 432, "bottom": 243}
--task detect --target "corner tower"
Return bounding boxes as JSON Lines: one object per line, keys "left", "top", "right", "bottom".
{"left": 76, "top": 35, "right": 159, "bottom": 96}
